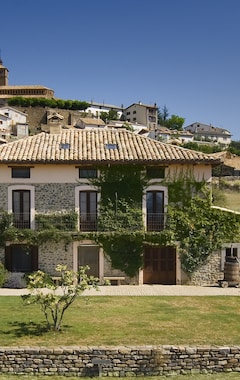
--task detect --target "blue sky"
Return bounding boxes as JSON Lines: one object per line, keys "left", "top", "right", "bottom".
{"left": 1, "top": 0, "right": 240, "bottom": 139}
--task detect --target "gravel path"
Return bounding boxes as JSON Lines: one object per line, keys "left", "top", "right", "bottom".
{"left": 0, "top": 284, "right": 240, "bottom": 296}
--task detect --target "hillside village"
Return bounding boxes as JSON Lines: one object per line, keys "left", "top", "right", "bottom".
{"left": 0, "top": 57, "right": 240, "bottom": 288}
{"left": 0, "top": 58, "right": 233, "bottom": 145}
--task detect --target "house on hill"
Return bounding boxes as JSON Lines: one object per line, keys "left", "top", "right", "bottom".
{"left": 0, "top": 128, "right": 223, "bottom": 285}
{"left": 124, "top": 102, "right": 158, "bottom": 131}
{"left": 0, "top": 106, "right": 28, "bottom": 139}
{"left": 156, "top": 126, "right": 194, "bottom": 144}
{"left": 212, "top": 151, "right": 240, "bottom": 176}
{"left": 185, "top": 122, "right": 232, "bottom": 146}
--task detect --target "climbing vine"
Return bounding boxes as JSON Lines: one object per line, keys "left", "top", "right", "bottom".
{"left": 166, "top": 194, "right": 240, "bottom": 274}
{"left": 1, "top": 166, "right": 240, "bottom": 277}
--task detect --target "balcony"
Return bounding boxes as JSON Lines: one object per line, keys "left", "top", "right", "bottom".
{"left": 147, "top": 213, "right": 165, "bottom": 232}
{"left": 7, "top": 211, "right": 166, "bottom": 233}
{"left": 10, "top": 212, "right": 78, "bottom": 231}
{"left": 12, "top": 213, "right": 30, "bottom": 229}
{"left": 79, "top": 214, "right": 98, "bottom": 232}
{"left": 35, "top": 212, "right": 78, "bottom": 231}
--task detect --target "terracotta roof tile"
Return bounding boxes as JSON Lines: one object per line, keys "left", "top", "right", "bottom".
{"left": 0, "top": 129, "right": 221, "bottom": 165}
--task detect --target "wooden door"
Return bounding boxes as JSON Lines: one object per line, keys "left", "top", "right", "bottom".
{"left": 143, "top": 246, "right": 176, "bottom": 284}
{"left": 78, "top": 245, "right": 99, "bottom": 277}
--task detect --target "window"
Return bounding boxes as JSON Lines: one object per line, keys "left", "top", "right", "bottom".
{"left": 5, "top": 245, "right": 38, "bottom": 272}
{"left": 12, "top": 190, "right": 30, "bottom": 228}
{"left": 226, "top": 247, "right": 238, "bottom": 257}
{"left": 60, "top": 143, "right": 70, "bottom": 150}
{"left": 146, "top": 191, "right": 164, "bottom": 231}
{"left": 79, "top": 191, "right": 97, "bottom": 231}
{"left": 79, "top": 167, "right": 97, "bottom": 178}
{"left": 11, "top": 167, "right": 30, "bottom": 178}
{"left": 146, "top": 167, "right": 165, "bottom": 179}
{"left": 105, "top": 143, "right": 118, "bottom": 150}
{"left": 221, "top": 244, "right": 240, "bottom": 270}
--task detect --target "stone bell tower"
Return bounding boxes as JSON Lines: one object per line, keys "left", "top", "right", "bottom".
{"left": 0, "top": 55, "right": 9, "bottom": 86}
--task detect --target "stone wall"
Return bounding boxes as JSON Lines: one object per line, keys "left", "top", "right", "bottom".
{"left": 187, "top": 250, "right": 223, "bottom": 286}
{"left": 0, "top": 345, "right": 240, "bottom": 376}
{"left": 35, "top": 183, "right": 76, "bottom": 212}
{"left": 39, "top": 241, "right": 73, "bottom": 275}
{"left": 13, "top": 107, "right": 82, "bottom": 135}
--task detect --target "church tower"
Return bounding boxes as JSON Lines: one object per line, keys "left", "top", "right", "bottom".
{"left": 0, "top": 56, "right": 9, "bottom": 86}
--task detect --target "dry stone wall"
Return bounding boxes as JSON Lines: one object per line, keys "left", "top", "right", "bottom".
{"left": 0, "top": 345, "right": 240, "bottom": 376}
{"left": 188, "top": 250, "right": 223, "bottom": 286}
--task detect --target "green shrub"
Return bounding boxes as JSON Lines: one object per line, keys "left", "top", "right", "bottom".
{"left": 0, "top": 262, "right": 7, "bottom": 287}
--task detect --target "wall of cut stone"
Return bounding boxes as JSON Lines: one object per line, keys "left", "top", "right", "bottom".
{"left": 187, "top": 250, "right": 223, "bottom": 286}
{"left": 0, "top": 345, "right": 239, "bottom": 376}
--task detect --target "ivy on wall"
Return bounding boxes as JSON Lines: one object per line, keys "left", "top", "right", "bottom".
{"left": 1, "top": 166, "right": 240, "bottom": 277}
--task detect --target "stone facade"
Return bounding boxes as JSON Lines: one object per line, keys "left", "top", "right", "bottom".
{"left": 13, "top": 107, "right": 84, "bottom": 135}
{"left": 0, "top": 345, "right": 240, "bottom": 376}
{"left": 35, "top": 183, "right": 76, "bottom": 212}
{"left": 188, "top": 250, "right": 223, "bottom": 286}
{"left": 0, "top": 183, "right": 76, "bottom": 213}
{"left": 39, "top": 241, "right": 73, "bottom": 275}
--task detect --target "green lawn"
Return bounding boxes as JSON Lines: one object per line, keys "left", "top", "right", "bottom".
{"left": 224, "top": 190, "right": 240, "bottom": 211}
{"left": 1, "top": 296, "right": 240, "bottom": 346}
{"left": 213, "top": 188, "right": 240, "bottom": 212}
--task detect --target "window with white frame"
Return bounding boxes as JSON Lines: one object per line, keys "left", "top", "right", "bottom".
{"left": 75, "top": 185, "right": 99, "bottom": 232}
{"left": 8, "top": 185, "right": 35, "bottom": 229}
{"left": 143, "top": 185, "right": 168, "bottom": 232}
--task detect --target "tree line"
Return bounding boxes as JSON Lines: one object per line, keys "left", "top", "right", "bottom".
{"left": 8, "top": 97, "right": 89, "bottom": 111}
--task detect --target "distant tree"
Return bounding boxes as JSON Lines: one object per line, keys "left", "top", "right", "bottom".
{"left": 183, "top": 142, "right": 222, "bottom": 154}
{"left": 100, "top": 109, "right": 119, "bottom": 123}
{"left": 158, "top": 105, "right": 169, "bottom": 124}
{"left": 108, "top": 109, "right": 119, "bottom": 120}
{"left": 100, "top": 112, "right": 109, "bottom": 123}
{"left": 228, "top": 141, "right": 240, "bottom": 156}
{"left": 165, "top": 114, "right": 185, "bottom": 131}
{"left": 158, "top": 106, "right": 185, "bottom": 130}
{"left": 7, "top": 97, "right": 89, "bottom": 110}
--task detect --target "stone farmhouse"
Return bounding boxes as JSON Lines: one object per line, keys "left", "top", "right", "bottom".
{"left": 0, "top": 128, "right": 227, "bottom": 285}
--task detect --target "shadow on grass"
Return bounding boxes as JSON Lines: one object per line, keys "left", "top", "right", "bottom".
{"left": 2, "top": 321, "right": 71, "bottom": 337}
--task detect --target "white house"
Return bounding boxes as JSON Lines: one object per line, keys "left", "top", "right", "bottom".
{"left": 155, "top": 126, "right": 194, "bottom": 144}
{"left": 185, "top": 122, "right": 232, "bottom": 145}
{"left": 0, "top": 106, "right": 28, "bottom": 138}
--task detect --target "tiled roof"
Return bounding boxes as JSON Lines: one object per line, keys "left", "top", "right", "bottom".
{"left": 0, "top": 129, "right": 221, "bottom": 165}
{"left": 0, "top": 85, "right": 53, "bottom": 90}
{"left": 77, "top": 118, "right": 106, "bottom": 126}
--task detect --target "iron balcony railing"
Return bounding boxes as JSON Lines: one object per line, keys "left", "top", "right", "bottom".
{"left": 9, "top": 212, "right": 166, "bottom": 232}
{"left": 147, "top": 213, "right": 165, "bottom": 232}
{"left": 79, "top": 214, "right": 98, "bottom": 232}
{"left": 12, "top": 213, "right": 31, "bottom": 229}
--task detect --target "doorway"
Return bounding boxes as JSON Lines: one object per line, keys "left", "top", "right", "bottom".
{"left": 78, "top": 245, "right": 99, "bottom": 277}
{"left": 143, "top": 246, "right": 176, "bottom": 284}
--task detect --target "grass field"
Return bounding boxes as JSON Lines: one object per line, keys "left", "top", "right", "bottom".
{"left": 213, "top": 187, "right": 240, "bottom": 212}
{"left": 1, "top": 296, "right": 240, "bottom": 379}
{"left": 223, "top": 190, "right": 240, "bottom": 211}
{"left": 1, "top": 296, "right": 240, "bottom": 347}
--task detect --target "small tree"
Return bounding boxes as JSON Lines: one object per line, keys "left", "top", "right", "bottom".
{"left": 158, "top": 105, "right": 185, "bottom": 130}
{"left": 22, "top": 265, "right": 99, "bottom": 331}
